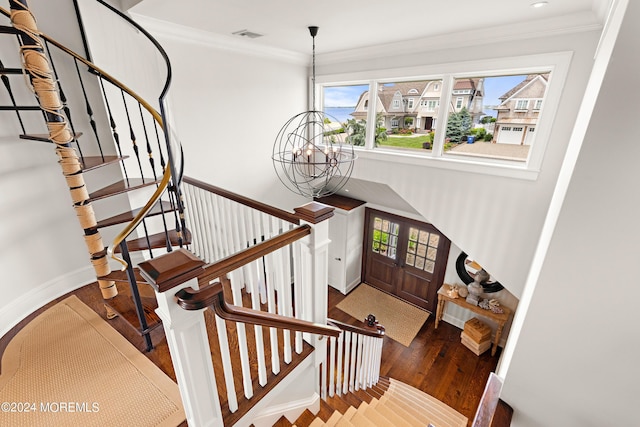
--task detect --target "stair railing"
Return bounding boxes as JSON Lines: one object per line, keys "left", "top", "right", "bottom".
{"left": 3, "top": 1, "right": 183, "bottom": 351}
{"left": 138, "top": 198, "right": 337, "bottom": 426}
{"left": 321, "top": 318, "right": 385, "bottom": 400}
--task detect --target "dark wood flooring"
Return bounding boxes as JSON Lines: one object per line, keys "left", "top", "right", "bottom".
{"left": 328, "top": 284, "right": 500, "bottom": 426}
{"left": 1, "top": 282, "right": 499, "bottom": 427}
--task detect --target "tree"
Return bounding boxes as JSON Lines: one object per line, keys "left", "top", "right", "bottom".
{"left": 446, "top": 107, "right": 472, "bottom": 142}
{"left": 345, "top": 113, "right": 388, "bottom": 146}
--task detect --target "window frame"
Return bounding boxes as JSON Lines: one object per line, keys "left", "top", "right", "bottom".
{"left": 314, "top": 51, "right": 572, "bottom": 181}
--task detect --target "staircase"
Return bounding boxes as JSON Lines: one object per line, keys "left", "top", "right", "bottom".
{"left": 1, "top": 2, "right": 511, "bottom": 426}
{"left": 278, "top": 377, "right": 468, "bottom": 427}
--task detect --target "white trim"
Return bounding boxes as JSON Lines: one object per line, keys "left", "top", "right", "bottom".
{"left": 234, "top": 356, "right": 318, "bottom": 427}
{"left": 251, "top": 393, "right": 320, "bottom": 427}
{"left": 0, "top": 265, "right": 96, "bottom": 338}
{"left": 129, "top": 13, "right": 308, "bottom": 65}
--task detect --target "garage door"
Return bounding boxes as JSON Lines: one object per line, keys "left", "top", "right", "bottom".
{"left": 497, "top": 126, "right": 524, "bottom": 145}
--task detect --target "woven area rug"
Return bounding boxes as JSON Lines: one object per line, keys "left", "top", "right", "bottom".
{"left": 0, "top": 295, "right": 184, "bottom": 426}
{"left": 336, "top": 284, "right": 429, "bottom": 347}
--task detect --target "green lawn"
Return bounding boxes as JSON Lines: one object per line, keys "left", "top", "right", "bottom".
{"left": 379, "top": 135, "right": 431, "bottom": 149}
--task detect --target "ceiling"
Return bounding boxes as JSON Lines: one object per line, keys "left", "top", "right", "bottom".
{"left": 128, "top": 0, "right": 612, "bottom": 56}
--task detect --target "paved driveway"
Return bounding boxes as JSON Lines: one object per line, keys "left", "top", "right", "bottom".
{"left": 447, "top": 141, "right": 529, "bottom": 161}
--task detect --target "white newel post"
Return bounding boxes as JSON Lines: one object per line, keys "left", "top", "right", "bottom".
{"left": 138, "top": 249, "right": 222, "bottom": 427}
{"left": 294, "top": 202, "right": 334, "bottom": 371}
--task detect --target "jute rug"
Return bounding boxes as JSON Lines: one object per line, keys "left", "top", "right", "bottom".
{"left": 0, "top": 295, "right": 184, "bottom": 426}
{"left": 336, "top": 284, "right": 429, "bottom": 347}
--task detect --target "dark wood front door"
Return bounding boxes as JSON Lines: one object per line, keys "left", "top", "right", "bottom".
{"left": 363, "top": 208, "right": 450, "bottom": 312}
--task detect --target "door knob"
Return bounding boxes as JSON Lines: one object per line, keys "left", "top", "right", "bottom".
{"left": 335, "top": 257, "right": 342, "bottom": 261}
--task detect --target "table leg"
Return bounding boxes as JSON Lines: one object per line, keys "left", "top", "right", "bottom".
{"left": 492, "top": 323, "right": 504, "bottom": 356}
{"left": 435, "top": 298, "right": 445, "bottom": 329}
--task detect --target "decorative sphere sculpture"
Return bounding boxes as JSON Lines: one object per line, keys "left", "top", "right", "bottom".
{"left": 272, "top": 110, "right": 356, "bottom": 198}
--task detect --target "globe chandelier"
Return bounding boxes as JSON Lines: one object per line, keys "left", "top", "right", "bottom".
{"left": 272, "top": 26, "right": 357, "bottom": 198}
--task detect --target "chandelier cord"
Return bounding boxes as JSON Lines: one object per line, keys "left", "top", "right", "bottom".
{"left": 309, "top": 26, "right": 318, "bottom": 110}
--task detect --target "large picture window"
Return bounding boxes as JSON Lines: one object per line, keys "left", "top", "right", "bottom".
{"left": 316, "top": 52, "right": 571, "bottom": 179}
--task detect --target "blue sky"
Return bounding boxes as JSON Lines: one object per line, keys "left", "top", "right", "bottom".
{"left": 323, "top": 84, "right": 369, "bottom": 107}
{"left": 323, "top": 75, "right": 528, "bottom": 112}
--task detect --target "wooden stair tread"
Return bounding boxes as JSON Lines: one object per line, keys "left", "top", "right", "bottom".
{"left": 104, "top": 282, "right": 161, "bottom": 336}
{"left": 114, "top": 228, "right": 192, "bottom": 253}
{"left": 81, "top": 155, "right": 129, "bottom": 172}
{"left": 19, "top": 132, "right": 83, "bottom": 143}
{"left": 96, "top": 200, "right": 175, "bottom": 228}
{"left": 99, "top": 267, "right": 149, "bottom": 285}
{"left": 89, "top": 177, "right": 161, "bottom": 201}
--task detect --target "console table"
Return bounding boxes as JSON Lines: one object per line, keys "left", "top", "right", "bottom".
{"left": 435, "top": 285, "right": 512, "bottom": 356}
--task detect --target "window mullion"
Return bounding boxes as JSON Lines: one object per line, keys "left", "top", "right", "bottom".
{"left": 432, "top": 75, "right": 454, "bottom": 157}
{"left": 365, "top": 80, "right": 378, "bottom": 149}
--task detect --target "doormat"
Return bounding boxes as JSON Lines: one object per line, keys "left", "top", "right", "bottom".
{"left": 0, "top": 295, "right": 184, "bottom": 426}
{"left": 336, "top": 284, "right": 429, "bottom": 346}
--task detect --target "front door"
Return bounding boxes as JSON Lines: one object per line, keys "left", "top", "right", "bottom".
{"left": 363, "top": 209, "right": 450, "bottom": 312}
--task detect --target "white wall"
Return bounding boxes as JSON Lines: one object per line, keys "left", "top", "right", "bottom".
{"left": 315, "top": 30, "right": 600, "bottom": 299}
{"left": 0, "top": 1, "right": 106, "bottom": 336}
{"left": 500, "top": 1, "right": 639, "bottom": 425}
{"left": 137, "top": 20, "right": 312, "bottom": 210}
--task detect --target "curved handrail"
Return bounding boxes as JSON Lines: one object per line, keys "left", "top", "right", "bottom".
{"left": 1, "top": 3, "right": 176, "bottom": 270}
{"left": 184, "top": 176, "right": 301, "bottom": 225}
{"left": 327, "top": 318, "right": 385, "bottom": 338}
{"left": 176, "top": 281, "right": 341, "bottom": 338}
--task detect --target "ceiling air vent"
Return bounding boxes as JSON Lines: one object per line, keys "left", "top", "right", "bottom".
{"left": 232, "top": 29, "right": 264, "bottom": 39}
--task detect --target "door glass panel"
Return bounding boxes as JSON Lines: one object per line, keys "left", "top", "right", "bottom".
{"left": 406, "top": 227, "right": 440, "bottom": 272}
{"left": 372, "top": 216, "right": 399, "bottom": 260}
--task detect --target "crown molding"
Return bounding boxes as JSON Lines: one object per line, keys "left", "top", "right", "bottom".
{"left": 129, "top": 13, "right": 308, "bottom": 66}
{"left": 317, "top": 11, "right": 603, "bottom": 66}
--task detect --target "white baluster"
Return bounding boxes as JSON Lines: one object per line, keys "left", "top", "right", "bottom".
{"left": 246, "top": 259, "right": 267, "bottom": 386}
{"left": 329, "top": 335, "right": 336, "bottom": 397}
{"left": 280, "top": 244, "right": 293, "bottom": 363}
{"left": 206, "top": 193, "right": 221, "bottom": 261}
{"left": 264, "top": 252, "right": 280, "bottom": 375}
{"left": 320, "top": 349, "right": 327, "bottom": 400}
{"left": 211, "top": 195, "right": 228, "bottom": 261}
{"left": 214, "top": 313, "right": 238, "bottom": 412}
{"left": 292, "top": 240, "right": 303, "bottom": 354}
{"left": 336, "top": 331, "right": 344, "bottom": 396}
{"left": 228, "top": 270, "right": 253, "bottom": 399}
{"left": 349, "top": 333, "right": 358, "bottom": 392}
{"left": 342, "top": 331, "right": 351, "bottom": 395}
{"left": 355, "top": 333, "right": 364, "bottom": 391}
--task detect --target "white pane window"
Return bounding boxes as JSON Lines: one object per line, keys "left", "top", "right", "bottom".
{"left": 322, "top": 83, "right": 370, "bottom": 147}
{"left": 455, "top": 97, "right": 464, "bottom": 109}
{"left": 515, "top": 99, "right": 529, "bottom": 110}
{"left": 393, "top": 99, "right": 400, "bottom": 108}
{"left": 534, "top": 99, "right": 543, "bottom": 110}
{"left": 407, "top": 98, "right": 414, "bottom": 109}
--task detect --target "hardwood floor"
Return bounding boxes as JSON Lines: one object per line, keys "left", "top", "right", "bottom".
{"left": 1, "top": 282, "right": 499, "bottom": 426}
{"left": 328, "top": 285, "right": 500, "bottom": 426}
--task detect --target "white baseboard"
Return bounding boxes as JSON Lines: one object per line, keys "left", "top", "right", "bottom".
{"left": 0, "top": 266, "right": 96, "bottom": 338}
{"left": 345, "top": 277, "right": 361, "bottom": 294}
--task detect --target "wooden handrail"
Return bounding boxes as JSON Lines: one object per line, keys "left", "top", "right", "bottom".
{"left": 183, "top": 176, "right": 301, "bottom": 225}
{"left": 176, "top": 281, "right": 341, "bottom": 338}
{"left": 197, "top": 224, "right": 311, "bottom": 287}
{"left": 327, "top": 318, "right": 385, "bottom": 338}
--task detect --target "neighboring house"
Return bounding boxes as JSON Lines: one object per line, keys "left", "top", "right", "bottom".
{"left": 492, "top": 74, "right": 549, "bottom": 145}
{"left": 350, "top": 78, "right": 484, "bottom": 133}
